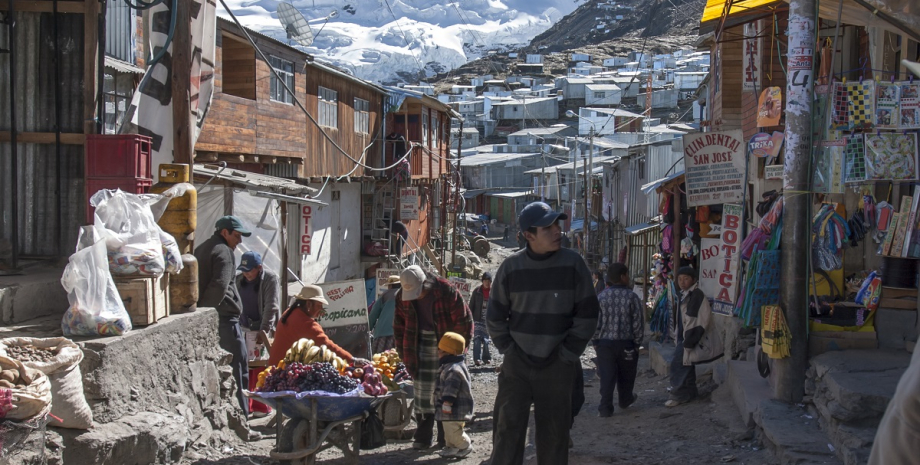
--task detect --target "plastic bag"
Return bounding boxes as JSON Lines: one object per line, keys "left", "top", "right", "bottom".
{"left": 158, "top": 228, "right": 183, "bottom": 274}
{"left": 360, "top": 407, "right": 387, "bottom": 449}
{"left": 60, "top": 226, "right": 133, "bottom": 337}
{"left": 90, "top": 189, "right": 165, "bottom": 276}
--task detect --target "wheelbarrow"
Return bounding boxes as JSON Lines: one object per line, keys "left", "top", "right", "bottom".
{"left": 246, "top": 389, "right": 389, "bottom": 465}
{"left": 378, "top": 382, "right": 414, "bottom": 438}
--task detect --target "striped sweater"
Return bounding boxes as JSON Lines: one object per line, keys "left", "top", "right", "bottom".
{"left": 486, "top": 246, "right": 600, "bottom": 366}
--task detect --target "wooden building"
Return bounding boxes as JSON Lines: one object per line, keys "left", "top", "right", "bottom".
{"left": 196, "top": 18, "right": 387, "bottom": 178}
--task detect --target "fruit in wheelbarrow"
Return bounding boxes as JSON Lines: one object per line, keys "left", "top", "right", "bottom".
{"left": 360, "top": 367, "right": 389, "bottom": 396}
{"left": 257, "top": 362, "right": 359, "bottom": 394}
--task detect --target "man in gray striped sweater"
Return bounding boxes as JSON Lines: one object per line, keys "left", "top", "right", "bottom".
{"left": 486, "top": 201, "right": 600, "bottom": 465}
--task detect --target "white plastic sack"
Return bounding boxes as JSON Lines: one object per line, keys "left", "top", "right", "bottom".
{"left": 61, "top": 226, "right": 133, "bottom": 337}
{"left": 90, "top": 189, "right": 165, "bottom": 276}
{"left": 0, "top": 337, "right": 93, "bottom": 429}
{"left": 158, "top": 228, "right": 183, "bottom": 275}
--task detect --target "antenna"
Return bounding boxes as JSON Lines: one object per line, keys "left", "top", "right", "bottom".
{"left": 277, "top": 4, "right": 339, "bottom": 47}
{"left": 278, "top": 3, "right": 315, "bottom": 47}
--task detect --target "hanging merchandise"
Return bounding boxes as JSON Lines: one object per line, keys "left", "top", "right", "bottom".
{"left": 742, "top": 196, "right": 783, "bottom": 261}
{"left": 761, "top": 305, "right": 791, "bottom": 359}
{"left": 901, "top": 82, "right": 920, "bottom": 129}
{"left": 830, "top": 81, "right": 849, "bottom": 130}
{"left": 844, "top": 134, "right": 867, "bottom": 183}
{"left": 847, "top": 209, "right": 869, "bottom": 246}
{"left": 661, "top": 224, "right": 674, "bottom": 254}
{"left": 876, "top": 81, "right": 900, "bottom": 129}
{"left": 695, "top": 205, "right": 710, "bottom": 223}
{"left": 847, "top": 80, "right": 876, "bottom": 130}
{"left": 874, "top": 201, "right": 894, "bottom": 244}
{"left": 680, "top": 225, "right": 698, "bottom": 260}
{"left": 863, "top": 133, "right": 919, "bottom": 182}
{"left": 735, "top": 250, "right": 781, "bottom": 327}
{"left": 854, "top": 271, "right": 882, "bottom": 311}
{"left": 812, "top": 204, "right": 851, "bottom": 272}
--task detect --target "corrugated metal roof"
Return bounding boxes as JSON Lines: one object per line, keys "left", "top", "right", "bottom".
{"left": 457, "top": 152, "right": 541, "bottom": 167}
{"left": 104, "top": 56, "right": 144, "bottom": 74}
{"left": 489, "top": 190, "right": 531, "bottom": 199}
{"left": 585, "top": 107, "right": 645, "bottom": 118}
{"left": 490, "top": 97, "right": 557, "bottom": 106}
{"left": 641, "top": 170, "right": 685, "bottom": 195}
{"left": 585, "top": 84, "right": 622, "bottom": 91}
{"left": 193, "top": 164, "right": 318, "bottom": 196}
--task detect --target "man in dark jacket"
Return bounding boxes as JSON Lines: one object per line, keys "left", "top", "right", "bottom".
{"left": 593, "top": 263, "right": 643, "bottom": 416}
{"left": 235, "top": 250, "right": 281, "bottom": 417}
{"left": 468, "top": 272, "right": 492, "bottom": 366}
{"left": 195, "top": 215, "right": 252, "bottom": 417}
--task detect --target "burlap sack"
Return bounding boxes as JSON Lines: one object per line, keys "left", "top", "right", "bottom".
{"left": 0, "top": 337, "right": 93, "bottom": 429}
{"left": 0, "top": 355, "right": 51, "bottom": 421}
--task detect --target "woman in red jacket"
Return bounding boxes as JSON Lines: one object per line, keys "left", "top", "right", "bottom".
{"left": 267, "top": 284, "right": 354, "bottom": 367}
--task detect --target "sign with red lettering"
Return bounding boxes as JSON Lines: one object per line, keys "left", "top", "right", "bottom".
{"left": 300, "top": 205, "right": 314, "bottom": 255}
{"left": 316, "top": 279, "right": 370, "bottom": 358}
{"left": 743, "top": 21, "right": 762, "bottom": 92}
{"left": 399, "top": 187, "right": 419, "bottom": 220}
{"left": 699, "top": 237, "right": 722, "bottom": 299}
{"left": 683, "top": 130, "right": 746, "bottom": 207}
{"left": 712, "top": 204, "right": 742, "bottom": 316}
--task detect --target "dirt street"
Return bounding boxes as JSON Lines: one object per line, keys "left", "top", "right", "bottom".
{"left": 183, "top": 240, "right": 779, "bottom": 465}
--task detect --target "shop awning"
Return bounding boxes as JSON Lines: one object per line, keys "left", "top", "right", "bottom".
{"left": 569, "top": 219, "right": 598, "bottom": 232}
{"left": 626, "top": 222, "right": 661, "bottom": 235}
{"left": 641, "top": 170, "right": 685, "bottom": 195}
{"left": 700, "top": 0, "right": 785, "bottom": 33}
{"left": 104, "top": 56, "right": 145, "bottom": 75}
{"left": 193, "top": 164, "right": 319, "bottom": 197}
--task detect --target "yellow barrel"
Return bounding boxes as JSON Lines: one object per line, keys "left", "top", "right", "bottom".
{"left": 170, "top": 254, "right": 199, "bottom": 313}
{"left": 151, "top": 164, "right": 197, "bottom": 251}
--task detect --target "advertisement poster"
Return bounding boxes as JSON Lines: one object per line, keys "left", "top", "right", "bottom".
{"left": 699, "top": 238, "right": 722, "bottom": 299}
{"left": 876, "top": 81, "right": 900, "bottom": 129}
{"left": 757, "top": 87, "right": 782, "bottom": 127}
{"left": 399, "top": 187, "right": 419, "bottom": 220}
{"left": 748, "top": 131, "right": 784, "bottom": 162}
{"left": 712, "top": 204, "right": 742, "bottom": 316}
{"left": 900, "top": 83, "right": 920, "bottom": 129}
{"left": 448, "top": 277, "right": 475, "bottom": 303}
{"left": 316, "top": 279, "right": 370, "bottom": 358}
{"left": 375, "top": 268, "right": 399, "bottom": 298}
{"left": 683, "top": 130, "right": 746, "bottom": 207}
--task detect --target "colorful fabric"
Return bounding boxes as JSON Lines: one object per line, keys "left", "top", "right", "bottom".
{"left": 394, "top": 274, "right": 473, "bottom": 380}
{"left": 415, "top": 330, "right": 439, "bottom": 415}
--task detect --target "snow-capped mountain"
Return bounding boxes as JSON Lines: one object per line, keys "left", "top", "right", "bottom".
{"left": 218, "top": 0, "right": 581, "bottom": 84}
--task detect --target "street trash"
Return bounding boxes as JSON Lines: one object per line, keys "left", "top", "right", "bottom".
{"left": 61, "top": 225, "right": 133, "bottom": 337}
{"left": 0, "top": 354, "right": 52, "bottom": 422}
{"left": 90, "top": 189, "right": 165, "bottom": 276}
{"left": 0, "top": 338, "right": 93, "bottom": 429}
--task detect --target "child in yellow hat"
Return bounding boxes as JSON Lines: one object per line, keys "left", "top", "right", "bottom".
{"left": 435, "top": 332, "right": 474, "bottom": 458}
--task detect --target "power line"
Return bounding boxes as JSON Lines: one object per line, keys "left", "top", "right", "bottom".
{"left": 382, "top": 0, "right": 431, "bottom": 85}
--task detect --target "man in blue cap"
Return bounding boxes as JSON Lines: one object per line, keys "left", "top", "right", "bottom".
{"left": 236, "top": 251, "right": 281, "bottom": 417}
{"left": 486, "top": 201, "right": 600, "bottom": 465}
{"left": 195, "top": 215, "right": 257, "bottom": 429}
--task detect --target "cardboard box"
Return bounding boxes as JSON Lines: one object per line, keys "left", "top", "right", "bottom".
{"left": 114, "top": 274, "right": 170, "bottom": 326}
{"left": 808, "top": 331, "right": 877, "bottom": 357}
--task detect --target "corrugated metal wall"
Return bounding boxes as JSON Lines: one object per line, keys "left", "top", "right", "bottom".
{"left": 105, "top": 0, "right": 136, "bottom": 64}
{"left": 0, "top": 12, "right": 86, "bottom": 257}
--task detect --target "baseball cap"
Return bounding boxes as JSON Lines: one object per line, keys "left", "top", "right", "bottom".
{"left": 519, "top": 201, "right": 567, "bottom": 231}
{"left": 215, "top": 215, "right": 252, "bottom": 237}
{"left": 237, "top": 251, "right": 263, "bottom": 272}
{"left": 294, "top": 284, "right": 329, "bottom": 306}
{"left": 399, "top": 265, "right": 426, "bottom": 301}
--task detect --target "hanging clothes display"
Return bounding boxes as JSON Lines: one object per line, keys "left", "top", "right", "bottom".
{"left": 761, "top": 305, "right": 791, "bottom": 359}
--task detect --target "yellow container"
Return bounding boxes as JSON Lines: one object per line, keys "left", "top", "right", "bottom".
{"left": 170, "top": 254, "right": 199, "bottom": 313}
{"left": 158, "top": 164, "right": 190, "bottom": 183}
{"left": 152, "top": 163, "right": 197, "bottom": 241}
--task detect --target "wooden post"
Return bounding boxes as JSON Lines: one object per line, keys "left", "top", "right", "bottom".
{"left": 170, "top": 0, "right": 194, "bottom": 166}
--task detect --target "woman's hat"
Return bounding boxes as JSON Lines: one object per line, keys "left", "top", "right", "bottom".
{"left": 294, "top": 284, "right": 329, "bottom": 305}
{"left": 385, "top": 275, "right": 401, "bottom": 285}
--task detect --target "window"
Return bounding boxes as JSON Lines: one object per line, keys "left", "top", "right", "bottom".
{"left": 269, "top": 56, "right": 295, "bottom": 104}
{"left": 102, "top": 71, "right": 134, "bottom": 134}
{"left": 594, "top": 91, "right": 606, "bottom": 99}
{"left": 221, "top": 33, "right": 256, "bottom": 100}
{"left": 318, "top": 86, "right": 338, "bottom": 128}
{"left": 638, "top": 157, "right": 647, "bottom": 180}
{"left": 354, "top": 98, "right": 369, "bottom": 134}
{"left": 422, "top": 111, "right": 429, "bottom": 147}
{"left": 432, "top": 117, "right": 440, "bottom": 149}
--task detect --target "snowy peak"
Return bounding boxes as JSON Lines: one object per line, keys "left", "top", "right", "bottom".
{"left": 219, "top": 0, "right": 580, "bottom": 84}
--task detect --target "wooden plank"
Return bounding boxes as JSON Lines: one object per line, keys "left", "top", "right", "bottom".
{"left": 878, "top": 298, "right": 917, "bottom": 310}
{"left": 0, "top": 1, "right": 84, "bottom": 13}
{"left": 0, "top": 131, "right": 85, "bottom": 145}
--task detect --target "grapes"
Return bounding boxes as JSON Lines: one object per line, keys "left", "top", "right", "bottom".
{"left": 257, "top": 362, "right": 359, "bottom": 394}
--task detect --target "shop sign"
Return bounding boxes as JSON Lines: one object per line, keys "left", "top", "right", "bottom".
{"left": 757, "top": 87, "right": 783, "bottom": 127}
{"left": 400, "top": 187, "right": 419, "bottom": 220}
{"left": 448, "top": 277, "right": 474, "bottom": 302}
{"left": 375, "top": 268, "right": 399, "bottom": 297}
{"left": 300, "top": 205, "right": 313, "bottom": 255}
{"left": 748, "top": 132, "right": 784, "bottom": 160}
{"left": 764, "top": 165, "right": 784, "bottom": 180}
{"left": 699, "top": 238, "right": 722, "bottom": 299}
{"left": 317, "top": 279, "right": 370, "bottom": 358}
{"left": 683, "top": 130, "right": 746, "bottom": 207}
{"left": 712, "top": 204, "right": 742, "bottom": 316}
{"left": 743, "top": 21, "right": 762, "bottom": 92}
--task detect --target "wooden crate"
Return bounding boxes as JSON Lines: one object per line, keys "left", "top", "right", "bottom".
{"left": 114, "top": 274, "right": 170, "bottom": 326}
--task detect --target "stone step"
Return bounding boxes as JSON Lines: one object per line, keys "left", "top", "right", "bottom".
{"left": 0, "top": 265, "right": 69, "bottom": 324}
{"left": 756, "top": 400, "right": 842, "bottom": 465}
{"left": 726, "top": 359, "right": 772, "bottom": 429}
{"left": 808, "top": 350, "right": 910, "bottom": 426}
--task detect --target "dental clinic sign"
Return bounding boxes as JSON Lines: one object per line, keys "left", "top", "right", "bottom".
{"left": 683, "top": 130, "right": 745, "bottom": 207}
{"left": 711, "top": 204, "right": 742, "bottom": 316}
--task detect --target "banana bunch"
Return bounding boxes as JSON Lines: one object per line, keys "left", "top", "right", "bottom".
{"left": 283, "top": 338, "right": 348, "bottom": 371}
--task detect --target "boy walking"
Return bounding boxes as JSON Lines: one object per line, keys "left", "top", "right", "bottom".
{"left": 593, "top": 263, "right": 644, "bottom": 417}
{"left": 435, "top": 332, "right": 474, "bottom": 458}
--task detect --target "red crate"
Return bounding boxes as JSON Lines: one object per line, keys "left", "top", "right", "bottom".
{"left": 85, "top": 134, "right": 153, "bottom": 179}
{"left": 85, "top": 177, "right": 153, "bottom": 224}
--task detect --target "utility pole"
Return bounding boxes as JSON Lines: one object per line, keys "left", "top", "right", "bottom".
{"left": 775, "top": 0, "right": 815, "bottom": 403}
{"left": 171, "top": 0, "right": 194, "bottom": 167}
{"left": 586, "top": 127, "right": 594, "bottom": 264}
{"left": 451, "top": 120, "right": 464, "bottom": 268}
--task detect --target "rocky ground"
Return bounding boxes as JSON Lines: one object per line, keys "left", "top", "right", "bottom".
{"left": 181, "top": 239, "right": 779, "bottom": 465}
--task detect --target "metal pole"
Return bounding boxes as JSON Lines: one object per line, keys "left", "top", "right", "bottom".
{"left": 53, "top": 0, "right": 62, "bottom": 254}
{"left": 775, "top": 0, "right": 815, "bottom": 403}
{"left": 587, "top": 127, "right": 594, "bottom": 263}
{"left": 8, "top": 0, "right": 17, "bottom": 269}
{"left": 582, "top": 138, "right": 588, "bottom": 261}
{"left": 451, "top": 120, "right": 463, "bottom": 267}
{"left": 281, "top": 201, "right": 289, "bottom": 308}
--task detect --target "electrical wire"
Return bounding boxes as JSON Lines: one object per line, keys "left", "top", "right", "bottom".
{"left": 382, "top": 0, "right": 431, "bottom": 85}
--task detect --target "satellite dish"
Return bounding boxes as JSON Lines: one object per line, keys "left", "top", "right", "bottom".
{"left": 278, "top": 3, "right": 315, "bottom": 47}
